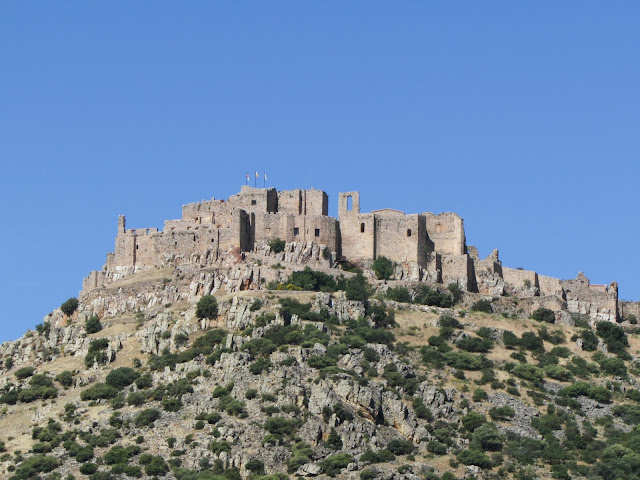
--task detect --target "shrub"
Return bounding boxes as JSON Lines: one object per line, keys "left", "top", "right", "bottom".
{"left": 55, "top": 370, "right": 74, "bottom": 387}
{"left": 385, "top": 286, "right": 412, "bottom": 303}
{"left": 105, "top": 367, "right": 140, "bottom": 390}
{"left": 135, "top": 408, "right": 161, "bottom": 428}
{"left": 412, "top": 396, "right": 432, "bottom": 420}
{"left": 345, "top": 273, "right": 370, "bottom": 301}
{"left": 457, "top": 336, "right": 493, "bottom": 353}
{"left": 472, "top": 423, "right": 504, "bottom": 451}
{"left": 471, "top": 299, "right": 492, "bottom": 313}
{"left": 326, "top": 428, "right": 343, "bottom": 450}
{"left": 472, "top": 388, "right": 488, "bottom": 402}
{"left": 196, "top": 295, "right": 218, "bottom": 320}
{"left": 371, "top": 256, "right": 394, "bottom": 280}
{"left": 512, "top": 364, "right": 544, "bottom": 382}
{"left": 520, "top": 332, "right": 544, "bottom": 352}
{"left": 79, "top": 463, "right": 98, "bottom": 475}
{"left": 544, "top": 364, "right": 573, "bottom": 382}
{"left": 489, "top": 406, "right": 515, "bottom": 421}
{"left": 599, "top": 357, "right": 627, "bottom": 376}
{"left": 85, "top": 338, "right": 110, "bottom": 367}
{"left": 80, "top": 383, "right": 118, "bottom": 401}
{"left": 144, "top": 456, "right": 169, "bottom": 476}
{"left": 15, "top": 366, "right": 36, "bottom": 380}
{"left": 268, "top": 237, "right": 286, "bottom": 253}
{"left": 532, "top": 308, "right": 555, "bottom": 323}
{"left": 414, "top": 285, "right": 453, "bottom": 308}
{"left": 321, "top": 453, "right": 353, "bottom": 476}
{"left": 462, "top": 412, "right": 486, "bottom": 432}
{"left": 286, "top": 267, "right": 338, "bottom": 292}
{"left": 250, "top": 358, "right": 273, "bottom": 375}
{"left": 61, "top": 297, "right": 79, "bottom": 316}
{"left": 580, "top": 330, "right": 598, "bottom": 351}
{"left": 386, "top": 439, "right": 414, "bottom": 455}
{"left": 596, "top": 322, "right": 629, "bottom": 355}
{"left": 457, "top": 448, "right": 492, "bottom": 469}
{"left": 85, "top": 315, "right": 102, "bottom": 334}
{"left": 264, "top": 417, "right": 300, "bottom": 436}
{"left": 9, "top": 454, "right": 58, "bottom": 479}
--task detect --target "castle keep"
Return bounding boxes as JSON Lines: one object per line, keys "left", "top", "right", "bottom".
{"left": 83, "top": 186, "right": 622, "bottom": 322}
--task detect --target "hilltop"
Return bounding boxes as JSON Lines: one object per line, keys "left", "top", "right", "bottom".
{"left": 1, "top": 187, "right": 640, "bottom": 480}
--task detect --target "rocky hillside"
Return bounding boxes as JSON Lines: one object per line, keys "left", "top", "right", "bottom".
{"left": 2, "top": 252, "right": 640, "bottom": 480}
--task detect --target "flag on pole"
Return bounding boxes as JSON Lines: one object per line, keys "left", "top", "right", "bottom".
{"left": 255, "top": 171, "right": 259, "bottom": 179}
{"left": 264, "top": 173, "right": 267, "bottom": 181}
{"left": 246, "top": 172, "right": 249, "bottom": 183}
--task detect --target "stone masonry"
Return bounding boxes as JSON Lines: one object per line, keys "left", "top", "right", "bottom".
{"left": 82, "top": 186, "right": 621, "bottom": 322}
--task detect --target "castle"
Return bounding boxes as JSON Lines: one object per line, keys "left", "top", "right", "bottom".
{"left": 82, "top": 186, "right": 630, "bottom": 323}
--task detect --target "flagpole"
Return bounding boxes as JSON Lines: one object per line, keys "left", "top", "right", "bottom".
{"left": 263, "top": 172, "right": 265, "bottom": 188}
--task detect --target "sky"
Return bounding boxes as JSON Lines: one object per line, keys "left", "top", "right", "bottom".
{"left": 1, "top": 2, "right": 639, "bottom": 343}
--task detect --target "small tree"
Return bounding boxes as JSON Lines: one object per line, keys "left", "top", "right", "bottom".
{"left": 345, "top": 273, "right": 370, "bottom": 301}
{"left": 268, "top": 237, "right": 286, "bottom": 253}
{"left": 196, "top": 295, "right": 218, "bottom": 319}
{"left": 85, "top": 315, "right": 102, "bottom": 334}
{"left": 60, "top": 298, "right": 79, "bottom": 316}
{"left": 371, "top": 256, "right": 394, "bottom": 280}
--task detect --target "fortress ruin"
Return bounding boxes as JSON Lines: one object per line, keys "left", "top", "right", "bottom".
{"left": 82, "top": 186, "right": 624, "bottom": 323}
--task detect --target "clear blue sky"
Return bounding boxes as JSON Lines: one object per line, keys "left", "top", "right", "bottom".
{"left": 1, "top": 2, "right": 639, "bottom": 342}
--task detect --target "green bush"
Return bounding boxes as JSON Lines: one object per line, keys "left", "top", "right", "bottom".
{"left": 268, "top": 237, "right": 286, "bottom": 253}
{"left": 386, "top": 439, "right": 414, "bottom": 455}
{"left": 596, "top": 322, "right": 629, "bottom": 355}
{"left": 472, "top": 423, "right": 504, "bottom": 451}
{"left": 15, "top": 366, "right": 36, "bottom": 380}
{"left": 249, "top": 358, "right": 273, "bottom": 375}
{"left": 461, "top": 412, "right": 486, "bottom": 431}
{"left": 264, "top": 417, "right": 300, "bottom": 436}
{"left": 55, "top": 370, "right": 74, "bottom": 387}
{"left": 471, "top": 299, "right": 493, "bottom": 313}
{"left": 144, "top": 456, "right": 169, "bottom": 476}
{"left": 85, "top": 315, "right": 102, "bottom": 334}
{"left": 79, "top": 463, "right": 98, "bottom": 475}
{"left": 371, "top": 256, "right": 394, "bottom": 280}
{"left": 10, "top": 454, "right": 58, "bottom": 479}
{"left": 345, "top": 273, "right": 370, "bottom": 301}
{"left": 532, "top": 308, "right": 555, "bottom": 323}
{"left": 385, "top": 286, "right": 412, "bottom": 303}
{"left": 134, "top": 408, "right": 162, "bottom": 428}
{"left": 580, "top": 329, "right": 598, "bottom": 351}
{"left": 543, "top": 364, "right": 573, "bottom": 382}
{"left": 105, "top": 367, "right": 140, "bottom": 390}
{"left": 414, "top": 285, "right": 453, "bottom": 308}
{"left": 489, "top": 406, "right": 515, "bottom": 421}
{"left": 61, "top": 297, "right": 79, "bottom": 316}
{"left": 196, "top": 295, "right": 218, "bottom": 320}
{"left": 286, "top": 267, "right": 339, "bottom": 292}
{"left": 321, "top": 453, "right": 353, "bottom": 476}
{"left": 512, "top": 364, "right": 544, "bottom": 382}
{"left": 456, "top": 336, "right": 493, "bottom": 353}
{"left": 80, "top": 383, "right": 118, "bottom": 401}
{"left": 457, "top": 448, "right": 492, "bottom": 469}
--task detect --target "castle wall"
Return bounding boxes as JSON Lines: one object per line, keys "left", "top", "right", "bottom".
{"left": 373, "top": 213, "right": 426, "bottom": 265}
{"left": 227, "top": 186, "right": 278, "bottom": 213}
{"left": 561, "top": 273, "right": 619, "bottom": 322}
{"left": 503, "top": 266, "right": 539, "bottom": 296}
{"left": 338, "top": 192, "right": 376, "bottom": 262}
{"left": 538, "top": 275, "right": 563, "bottom": 296}
{"left": 441, "top": 254, "right": 477, "bottom": 292}
{"left": 424, "top": 212, "right": 465, "bottom": 256}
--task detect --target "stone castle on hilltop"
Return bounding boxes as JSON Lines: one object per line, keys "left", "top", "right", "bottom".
{"left": 82, "top": 186, "right": 637, "bottom": 323}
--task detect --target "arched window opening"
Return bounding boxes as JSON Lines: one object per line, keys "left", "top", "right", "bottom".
{"left": 347, "top": 196, "right": 353, "bottom": 211}
{"left": 360, "top": 223, "right": 365, "bottom": 233}
{"left": 407, "top": 229, "right": 412, "bottom": 237}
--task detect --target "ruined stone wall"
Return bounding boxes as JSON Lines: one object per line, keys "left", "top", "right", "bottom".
{"left": 374, "top": 213, "right": 425, "bottom": 264}
{"left": 277, "top": 189, "right": 303, "bottom": 215}
{"left": 338, "top": 192, "right": 376, "bottom": 262}
{"left": 561, "top": 273, "right": 619, "bottom": 322}
{"left": 424, "top": 212, "right": 465, "bottom": 256}
{"left": 441, "top": 254, "right": 477, "bottom": 292}
{"left": 538, "top": 275, "right": 563, "bottom": 296}
{"left": 503, "top": 267, "right": 539, "bottom": 297}
{"left": 620, "top": 301, "right": 640, "bottom": 321}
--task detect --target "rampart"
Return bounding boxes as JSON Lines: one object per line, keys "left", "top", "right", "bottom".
{"left": 81, "top": 186, "right": 622, "bottom": 322}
